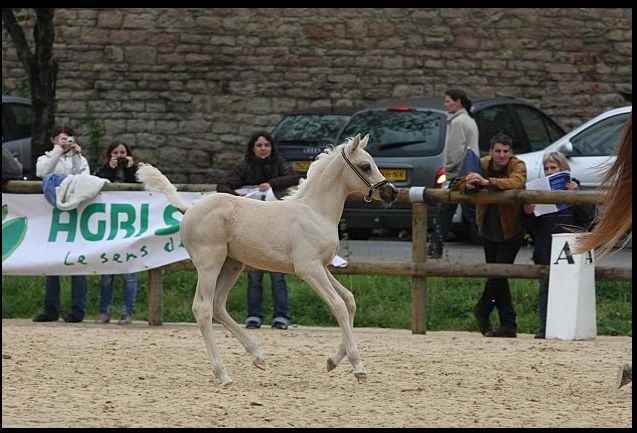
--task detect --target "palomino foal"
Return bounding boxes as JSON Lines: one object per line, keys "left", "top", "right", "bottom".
{"left": 137, "top": 134, "right": 398, "bottom": 386}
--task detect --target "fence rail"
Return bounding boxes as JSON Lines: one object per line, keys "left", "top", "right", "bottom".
{"left": 3, "top": 181, "right": 628, "bottom": 333}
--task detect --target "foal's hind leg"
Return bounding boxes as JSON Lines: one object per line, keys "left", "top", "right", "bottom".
{"left": 192, "top": 258, "right": 233, "bottom": 386}
{"left": 212, "top": 258, "right": 266, "bottom": 370}
{"left": 297, "top": 264, "right": 367, "bottom": 382}
{"left": 325, "top": 272, "right": 356, "bottom": 372}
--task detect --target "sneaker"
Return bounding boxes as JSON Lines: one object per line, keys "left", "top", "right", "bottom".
{"left": 117, "top": 315, "right": 132, "bottom": 325}
{"left": 272, "top": 317, "right": 289, "bottom": 330}
{"left": 485, "top": 326, "right": 517, "bottom": 338}
{"left": 32, "top": 312, "right": 59, "bottom": 322}
{"left": 245, "top": 319, "right": 261, "bottom": 329}
{"left": 63, "top": 313, "right": 84, "bottom": 323}
{"left": 95, "top": 313, "right": 110, "bottom": 324}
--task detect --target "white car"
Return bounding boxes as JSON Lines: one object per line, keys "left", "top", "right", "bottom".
{"left": 517, "top": 106, "right": 632, "bottom": 188}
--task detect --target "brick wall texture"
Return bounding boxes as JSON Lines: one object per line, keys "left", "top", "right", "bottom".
{"left": 2, "top": 8, "right": 632, "bottom": 182}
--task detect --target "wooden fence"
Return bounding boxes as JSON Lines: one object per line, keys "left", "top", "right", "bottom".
{"left": 3, "top": 181, "right": 630, "bottom": 333}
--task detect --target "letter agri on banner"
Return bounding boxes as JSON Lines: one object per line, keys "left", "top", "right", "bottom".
{"left": 2, "top": 191, "right": 213, "bottom": 275}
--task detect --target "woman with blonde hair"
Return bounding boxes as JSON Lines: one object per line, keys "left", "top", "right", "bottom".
{"left": 523, "top": 151, "right": 596, "bottom": 339}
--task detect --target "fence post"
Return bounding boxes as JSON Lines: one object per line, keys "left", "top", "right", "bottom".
{"left": 411, "top": 203, "right": 428, "bottom": 334}
{"left": 148, "top": 268, "right": 164, "bottom": 326}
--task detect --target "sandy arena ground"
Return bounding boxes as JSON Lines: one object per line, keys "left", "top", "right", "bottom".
{"left": 1, "top": 319, "right": 632, "bottom": 428}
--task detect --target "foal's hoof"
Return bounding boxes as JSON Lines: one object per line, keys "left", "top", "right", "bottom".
{"left": 220, "top": 378, "right": 234, "bottom": 387}
{"left": 252, "top": 356, "right": 266, "bottom": 371}
{"left": 354, "top": 372, "right": 367, "bottom": 383}
{"left": 326, "top": 358, "right": 337, "bottom": 372}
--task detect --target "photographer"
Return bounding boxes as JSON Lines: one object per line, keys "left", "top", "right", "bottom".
{"left": 33, "top": 125, "right": 90, "bottom": 323}
{"left": 94, "top": 141, "right": 138, "bottom": 183}
{"left": 94, "top": 141, "right": 140, "bottom": 325}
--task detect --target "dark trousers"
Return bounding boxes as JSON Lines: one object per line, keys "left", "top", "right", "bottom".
{"left": 430, "top": 202, "right": 476, "bottom": 247}
{"left": 247, "top": 271, "right": 290, "bottom": 323}
{"left": 537, "top": 277, "right": 549, "bottom": 334}
{"left": 476, "top": 238, "right": 522, "bottom": 329}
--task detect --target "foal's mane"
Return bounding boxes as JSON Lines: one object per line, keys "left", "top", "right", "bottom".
{"left": 286, "top": 139, "right": 353, "bottom": 200}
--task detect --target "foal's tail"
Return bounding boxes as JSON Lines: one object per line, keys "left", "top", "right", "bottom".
{"left": 136, "top": 163, "right": 190, "bottom": 213}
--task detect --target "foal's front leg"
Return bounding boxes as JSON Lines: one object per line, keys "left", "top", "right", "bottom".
{"left": 325, "top": 272, "right": 356, "bottom": 372}
{"left": 298, "top": 264, "right": 367, "bottom": 382}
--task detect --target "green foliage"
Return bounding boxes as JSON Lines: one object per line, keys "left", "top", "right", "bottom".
{"left": 81, "top": 102, "right": 106, "bottom": 169}
{"left": 2, "top": 77, "right": 30, "bottom": 98}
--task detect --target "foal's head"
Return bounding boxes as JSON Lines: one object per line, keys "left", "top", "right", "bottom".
{"left": 341, "top": 134, "right": 398, "bottom": 205}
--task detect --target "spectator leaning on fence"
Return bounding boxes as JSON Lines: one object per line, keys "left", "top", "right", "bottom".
{"left": 32, "top": 125, "right": 90, "bottom": 323}
{"left": 94, "top": 141, "right": 140, "bottom": 325}
{"left": 452, "top": 132, "right": 526, "bottom": 338}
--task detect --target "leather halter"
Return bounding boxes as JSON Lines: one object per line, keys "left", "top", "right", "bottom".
{"left": 341, "top": 148, "right": 390, "bottom": 202}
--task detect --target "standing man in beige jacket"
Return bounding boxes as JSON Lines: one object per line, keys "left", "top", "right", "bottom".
{"left": 429, "top": 88, "right": 479, "bottom": 258}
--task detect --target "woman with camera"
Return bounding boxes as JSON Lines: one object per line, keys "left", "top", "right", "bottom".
{"left": 94, "top": 141, "right": 140, "bottom": 325}
{"left": 33, "top": 125, "right": 90, "bottom": 323}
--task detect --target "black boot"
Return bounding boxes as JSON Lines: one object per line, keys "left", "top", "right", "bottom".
{"left": 485, "top": 324, "right": 517, "bottom": 338}
{"left": 473, "top": 304, "right": 493, "bottom": 336}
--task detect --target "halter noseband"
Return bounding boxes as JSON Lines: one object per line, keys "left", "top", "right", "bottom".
{"left": 341, "top": 148, "right": 390, "bottom": 202}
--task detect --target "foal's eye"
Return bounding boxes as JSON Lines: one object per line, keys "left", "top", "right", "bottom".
{"left": 360, "top": 163, "right": 372, "bottom": 172}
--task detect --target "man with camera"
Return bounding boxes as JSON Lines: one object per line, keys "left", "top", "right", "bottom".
{"left": 33, "top": 125, "right": 90, "bottom": 323}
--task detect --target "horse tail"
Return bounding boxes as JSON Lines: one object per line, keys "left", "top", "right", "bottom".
{"left": 136, "top": 163, "right": 190, "bottom": 213}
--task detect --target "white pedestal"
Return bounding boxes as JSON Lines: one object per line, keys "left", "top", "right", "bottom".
{"left": 545, "top": 233, "right": 596, "bottom": 340}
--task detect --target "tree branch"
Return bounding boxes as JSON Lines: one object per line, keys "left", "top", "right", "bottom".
{"left": 2, "top": 8, "right": 34, "bottom": 75}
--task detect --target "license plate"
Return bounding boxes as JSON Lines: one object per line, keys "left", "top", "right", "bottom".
{"left": 292, "top": 161, "right": 311, "bottom": 172}
{"left": 380, "top": 168, "right": 407, "bottom": 181}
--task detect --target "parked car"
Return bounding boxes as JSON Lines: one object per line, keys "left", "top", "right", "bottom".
{"left": 272, "top": 106, "right": 359, "bottom": 174}
{"left": 2, "top": 95, "right": 32, "bottom": 179}
{"left": 335, "top": 97, "right": 566, "bottom": 239}
{"left": 517, "top": 106, "right": 632, "bottom": 189}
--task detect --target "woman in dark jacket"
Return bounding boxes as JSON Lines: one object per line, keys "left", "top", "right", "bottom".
{"left": 524, "top": 152, "right": 596, "bottom": 339}
{"left": 217, "top": 131, "right": 301, "bottom": 330}
{"left": 217, "top": 131, "right": 300, "bottom": 199}
{"left": 94, "top": 141, "right": 139, "bottom": 183}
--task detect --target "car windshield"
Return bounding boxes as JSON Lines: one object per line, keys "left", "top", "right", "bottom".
{"left": 570, "top": 112, "right": 630, "bottom": 156}
{"left": 273, "top": 114, "right": 351, "bottom": 144}
{"left": 338, "top": 110, "right": 446, "bottom": 157}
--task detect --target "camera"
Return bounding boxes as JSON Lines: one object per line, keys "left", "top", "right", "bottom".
{"left": 64, "top": 137, "right": 75, "bottom": 146}
{"left": 117, "top": 156, "right": 129, "bottom": 168}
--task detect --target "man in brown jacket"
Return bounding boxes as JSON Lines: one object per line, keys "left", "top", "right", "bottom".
{"left": 453, "top": 132, "right": 526, "bottom": 337}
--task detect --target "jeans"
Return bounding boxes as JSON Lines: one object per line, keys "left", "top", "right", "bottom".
{"left": 43, "top": 275, "right": 88, "bottom": 318}
{"left": 246, "top": 271, "right": 290, "bottom": 325}
{"left": 99, "top": 273, "right": 138, "bottom": 317}
{"left": 476, "top": 238, "right": 522, "bottom": 329}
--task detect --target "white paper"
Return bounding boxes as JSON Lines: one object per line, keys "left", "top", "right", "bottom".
{"left": 525, "top": 171, "right": 572, "bottom": 216}
{"left": 235, "top": 187, "right": 278, "bottom": 201}
{"left": 330, "top": 254, "right": 348, "bottom": 267}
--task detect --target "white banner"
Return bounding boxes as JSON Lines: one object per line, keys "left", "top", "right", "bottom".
{"left": 2, "top": 191, "right": 212, "bottom": 275}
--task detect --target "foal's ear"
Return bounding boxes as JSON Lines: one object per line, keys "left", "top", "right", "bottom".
{"left": 360, "top": 134, "right": 369, "bottom": 149}
{"left": 349, "top": 134, "right": 361, "bottom": 152}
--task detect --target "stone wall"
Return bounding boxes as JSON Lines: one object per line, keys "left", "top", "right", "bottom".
{"left": 2, "top": 8, "right": 632, "bottom": 182}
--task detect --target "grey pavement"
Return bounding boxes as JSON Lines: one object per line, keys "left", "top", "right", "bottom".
{"left": 338, "top": 240, "right": 632, "bottom": 269}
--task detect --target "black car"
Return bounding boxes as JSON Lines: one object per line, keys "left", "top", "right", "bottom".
{"left": 336, "top": 97, "right": 566, "bottom": 239}
{"left": 272, "top": 106, "right": 359, "bottom": 174}
{"left": 2, "top": 95, "right": 32, "bottom": 179}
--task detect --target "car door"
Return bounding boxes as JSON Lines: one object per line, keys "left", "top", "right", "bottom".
{"left": 560, "top": 111, "right": 630, "bottom": 188}
{"left": 512, "top": 104, "right": 565, "bottom": 153}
